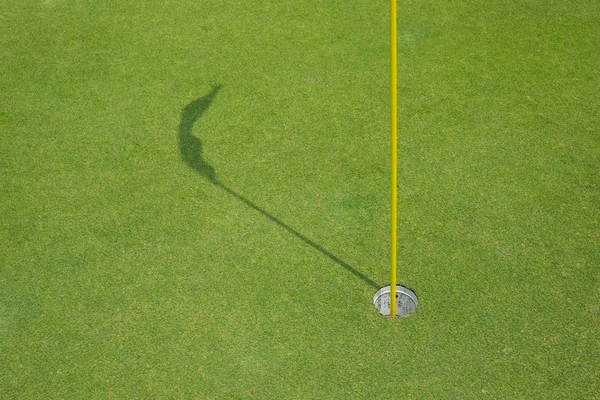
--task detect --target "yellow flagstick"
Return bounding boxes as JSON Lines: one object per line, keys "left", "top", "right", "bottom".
{"left": 389, "top": 0, "right": 398, "bottom": 317}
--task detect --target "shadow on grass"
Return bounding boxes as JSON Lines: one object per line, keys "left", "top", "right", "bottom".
{"left": 178, "top": 85, "right": 379, "bottom": 289}
{"left": 178, "top": 85, "right": 221, "bottom": 183}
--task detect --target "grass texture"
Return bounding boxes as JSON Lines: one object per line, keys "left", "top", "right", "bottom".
{"left": 1, "top": 0, "right": 598, "bottom": 398}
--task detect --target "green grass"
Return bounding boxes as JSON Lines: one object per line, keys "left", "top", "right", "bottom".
{"left": 1, "top": 0, "right": 598, "bottom": 398}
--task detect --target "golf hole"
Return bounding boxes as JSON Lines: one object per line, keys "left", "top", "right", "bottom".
{"left": 373, "top": 285, "right": 418, "bottom": 317}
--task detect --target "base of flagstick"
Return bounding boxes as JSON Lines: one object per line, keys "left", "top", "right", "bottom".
{"left": 373, "top": 285, "right": 418, "bottom": 317}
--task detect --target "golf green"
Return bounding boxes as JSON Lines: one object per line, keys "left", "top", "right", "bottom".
{"left": 1, "top": 0, "right": 598, "bottom": 398}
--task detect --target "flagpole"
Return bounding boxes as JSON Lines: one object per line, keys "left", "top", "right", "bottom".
{"left": 390, "top": 0, "right": 398, "bottom": 317}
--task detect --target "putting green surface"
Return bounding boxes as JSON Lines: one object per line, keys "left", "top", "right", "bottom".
{"left": 2, "top": 0, "right": 598, "bottom": 398}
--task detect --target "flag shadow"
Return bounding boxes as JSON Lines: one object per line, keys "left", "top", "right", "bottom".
{"left": 178, "top": 85, "right": 379, "bottom": 289}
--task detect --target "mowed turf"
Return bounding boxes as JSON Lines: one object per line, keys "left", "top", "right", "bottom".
{"left": 1, "top": 0, "right": 598, "bottom": 398}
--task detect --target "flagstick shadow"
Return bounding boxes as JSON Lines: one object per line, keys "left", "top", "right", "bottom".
{"left": 214, "top": 181, "right": 380, "bottom": 288}
{"left": 178, "top": 85, "right": 379, "bottom": 289}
